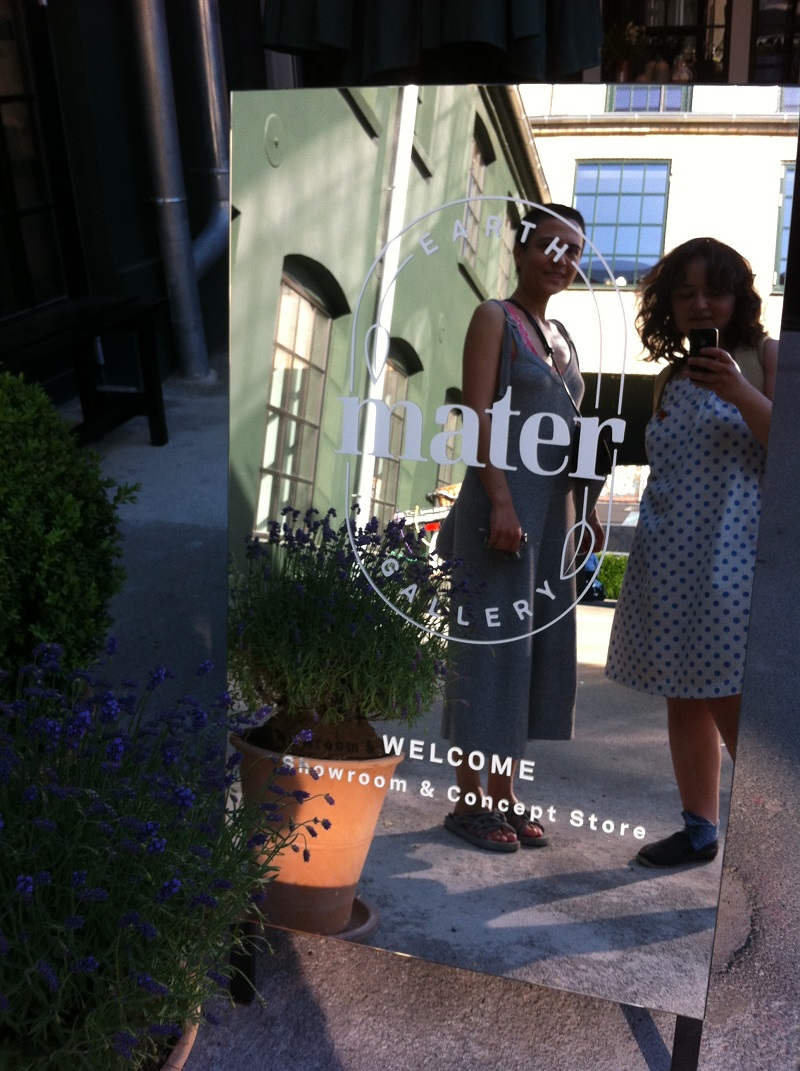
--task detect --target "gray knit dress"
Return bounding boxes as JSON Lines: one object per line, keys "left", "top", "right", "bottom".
{"left": 440, "top": 301, "right": 584, "bottom": 758}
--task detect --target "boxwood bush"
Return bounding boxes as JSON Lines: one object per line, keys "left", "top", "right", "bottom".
{"left": 0, "top": 374, "right": 137, "bottom": 689}
{"left": 598, "top": 552, "right": 628, "bottom": 601}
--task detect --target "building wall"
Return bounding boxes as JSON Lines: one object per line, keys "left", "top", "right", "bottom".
{"left": 229, "top": 85, "right": 542, "bottom": 552}
{"left": 521, "top": 83, "right": 797, "bottom": 377}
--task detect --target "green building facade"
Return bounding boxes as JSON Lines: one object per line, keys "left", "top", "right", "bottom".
{"left": 229, "top": 84, "right": 544, "bottom": 551}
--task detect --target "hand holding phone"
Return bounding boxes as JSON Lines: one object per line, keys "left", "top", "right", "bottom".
{"left": 688, "top": 327, "right": 719, "bottom": 360}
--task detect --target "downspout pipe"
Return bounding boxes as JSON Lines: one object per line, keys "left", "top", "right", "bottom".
{"left": 188, "top": 0, "right": 230, "bottom": 279}
{"left": 131, "top": 0, "right": 211, "bottom": 381}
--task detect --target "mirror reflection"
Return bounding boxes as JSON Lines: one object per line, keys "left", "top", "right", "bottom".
{"left": 228, "top": 82, "right": 794, "bottom": 1018}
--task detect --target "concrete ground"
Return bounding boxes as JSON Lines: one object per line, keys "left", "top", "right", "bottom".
{"left": 85, "top": 373, "right": 799, "bottom": 1071}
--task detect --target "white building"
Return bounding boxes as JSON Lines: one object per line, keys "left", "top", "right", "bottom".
{"left": 520, "top": 83, "right": 797, "bottom": 522}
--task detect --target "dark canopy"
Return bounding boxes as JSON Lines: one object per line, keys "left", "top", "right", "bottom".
{"left": 262, "top": 0, "right": 603, "bottom": 85}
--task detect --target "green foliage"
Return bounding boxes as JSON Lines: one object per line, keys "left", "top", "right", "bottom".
{"left": 0, "top": 374, "right": 137, "bottom": 685}
{"left": 228, "top": 508, "right": 454, "bottom": 728}
{"left": 598, "top": 552, "right": 628, "bottom": 601}
{"left": 0, "top": 646, "right": 325, "bottom": 1070}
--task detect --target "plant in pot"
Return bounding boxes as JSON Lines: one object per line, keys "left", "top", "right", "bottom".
{"left": 0, "top": 644, "right": 329, "bottom": 1071}
{"left": 227, "top": 506, "right": 455, "bottom": 937}
{"left": 0, "top": 372, "right": 137, "bottom": 698}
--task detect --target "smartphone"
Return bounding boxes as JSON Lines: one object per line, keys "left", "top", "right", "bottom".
{"left": 688, "top": 327, "right": 719, "bottom": 356}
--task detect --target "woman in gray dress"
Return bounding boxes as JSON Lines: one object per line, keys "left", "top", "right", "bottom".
{"left": 440, "top": 205, "right": 603, "bottom": 852}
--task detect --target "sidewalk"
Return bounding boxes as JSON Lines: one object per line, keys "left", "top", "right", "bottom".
{"left": 88, "top": 377, "right": 790, "bottom": 1071}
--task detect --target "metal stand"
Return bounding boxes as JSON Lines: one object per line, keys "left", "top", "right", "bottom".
{"left": 671, "top": 1015, "right": 703, "bottom": 1071}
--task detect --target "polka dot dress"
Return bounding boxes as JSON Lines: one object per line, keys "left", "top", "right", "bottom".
{"left": 605, "top": 375, "right": 765, "bottom": 697}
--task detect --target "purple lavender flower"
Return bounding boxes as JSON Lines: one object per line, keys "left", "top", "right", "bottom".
{"left": 22, "top": 785, "right": 37, "bottom": 803}
{"left": 146, "top": 666, "right": 175, "bottom": 692}
{"left": 99, "top": 692, "right": 121, "bottom": 723}
{"left": 70, "top": 956, "right": 99, "bottom": 974}
{"left": 36, "top": 960, "right": 60, "bottom": 993}
{"left": 303, "top": 847, "right": 311, "bottom": 862}
{"left": 156, "top": 877, "right": 182, "bottom": 903}
{"left": 148, "top": 1023, "right": 182, "bottom": 1038}
{"left": 206, "top": 968, "right": 228, "bottom": 987}
{"left": 204, "top": 1011, "right": 220, "bottom": 1026}
{"left": 247, "top": 832, "right": 269, "bottom": 849}
{"left": 105, "top": 737, "right": 125, "bottom": 765}
{"left": 147, "top": 836, "right": 167, "bottom": 854}
{"left": 189, "top": 892, "right": 218, "bottom": 910}
{"left": 64, "top": 915, "right": 85, "bottom": 930}
{"left": 78, "top": 888, "right": 109, "bottom": 903}
{"left": 33, "top": 871, "right": 52, "bottom": 887}
{"left": 113, "top": 1031, "right": 138, "bottom": 1058}
{"left": 173, "top": 786, "right": 195, "bottom": 810}
{"left": 130, "top": 971, "right": 169, "bottom": 997}
{"left": 321, "top": 818, "right": 332, "bottom": 831}
{"left": 16, "top": 875, "right": 34, "bottom": 900}
{"left": 196, "top": 660, "right": 214, "bottom": 676}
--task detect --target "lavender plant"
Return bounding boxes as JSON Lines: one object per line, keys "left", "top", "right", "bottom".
{"left": 0, "top": 644, "right": 331, "bottom": 1071}
{"left": 228, "top": 508, "right": 455, "bottom": 746}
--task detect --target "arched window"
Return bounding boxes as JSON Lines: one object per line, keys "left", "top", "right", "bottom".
{"left": 255, "top": 276, "right": 330, "bottom": 527}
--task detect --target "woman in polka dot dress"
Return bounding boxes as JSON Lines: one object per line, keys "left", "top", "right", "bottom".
{"left": 605, "top": 237, "right": 778, "bottom": 867}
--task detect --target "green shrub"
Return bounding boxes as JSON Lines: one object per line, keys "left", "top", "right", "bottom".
{"left": 0, "top": 374, "right": 137, "bottom": 686}
{"left": 598, "top": 552, "right": 628, "bottom": 600}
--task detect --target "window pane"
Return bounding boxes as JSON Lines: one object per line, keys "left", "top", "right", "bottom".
{"left": 777, "top": 163, "right": 795, "bottom": 287}
{"left": 594, "top": 195, "right": 620, "bottom": 224}
{"left": 258, "top": 277, "right": 331, "bottom": 531}
{"left": 575, "top": 166, "right": 599, "bottom": 193}
{"left": 597, "top": 165, "right": 622, "bottom": 193}
{"left": 305, "top": 365, "right": 326, "bottom": 424}
{"left": 643, "top": 165, "right": 669, "bottom": 193}
{"left": 575, "top": 194, "right": 596, "bottom": 220}
{"left": 261, "top": 410, "right": 281, "bottom": 469}
{"left": 269, "top": 349, "right": 289, "bottom": 407}
{"left": 638, "top": 227, "right": 664, "bottom": 256}
{"left": 641, "top": 194, "right": 666, "bottom": 224}
{"left": 617, "top": 197, "right": 642, "bottom": 224}
{"left": 310, "top": 316, "right": 330, "bottom": 369}
{"left": 615, "top": 227, "right": 640, "bottom": 255}
{"left": 620, "top": 165, "right": 645, "bottom": 194}
{"left": 284, "top": 360, "right": 306, "bottom": 417}
{"left": 275, "top": 286, "right": 299, "bottom": 347}
{"left": 573, "top": 160, "right": 669, "bottom": 287}
{"left": 294, "top": 298, "right": 315, "bottom": 360}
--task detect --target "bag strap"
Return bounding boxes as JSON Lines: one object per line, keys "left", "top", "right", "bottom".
{"left": 505, "top": 299, "right": 582, "bottom": 419}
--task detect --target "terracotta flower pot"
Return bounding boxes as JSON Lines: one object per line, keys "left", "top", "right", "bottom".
{"left": 159, "top": 1021, "right": 199, "bottom": 1071}
{"left": 231, "top": 733, "right": 404, "bottom": 936}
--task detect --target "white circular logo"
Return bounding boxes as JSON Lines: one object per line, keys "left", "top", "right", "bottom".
{"left": 341, "top": 198, "right": 628, "bottom": 644}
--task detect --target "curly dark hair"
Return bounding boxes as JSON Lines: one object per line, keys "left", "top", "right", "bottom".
{"left": 636, "top": 237, "right": 765, "bottom": 364}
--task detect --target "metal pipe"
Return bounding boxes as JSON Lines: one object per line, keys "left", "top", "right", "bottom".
{"left": 130, "top": 0, "right": 210, "bottom": 381}
{"left": 188, "top": 0, "right": 230, "bottom": 278}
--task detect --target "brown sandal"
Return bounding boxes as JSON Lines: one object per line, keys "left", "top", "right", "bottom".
{"left": 444, "top": 811, "right": 520, "bottom": 852}
{"left": 504, "top": 811, "right": 549, "bottom": 848}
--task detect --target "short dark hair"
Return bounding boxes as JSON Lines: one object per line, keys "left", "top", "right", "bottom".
{"left": 636, "top": 237, "right": 764, "bottom": 364}
{"left": 515, "top": 203, "right": 585, "bottom": 246}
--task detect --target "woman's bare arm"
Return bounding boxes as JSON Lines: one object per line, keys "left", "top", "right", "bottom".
{"left": 462, "top": 302, "right": 523, "bottom": 553}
